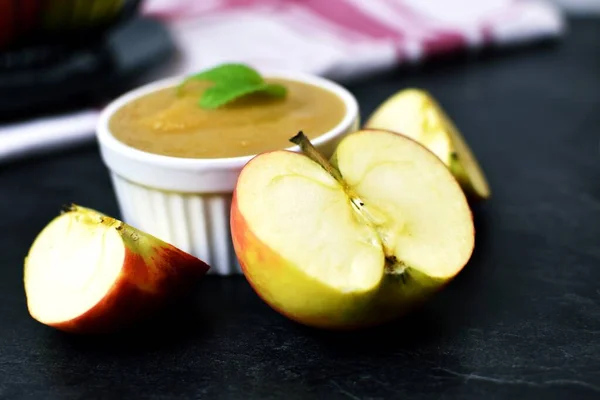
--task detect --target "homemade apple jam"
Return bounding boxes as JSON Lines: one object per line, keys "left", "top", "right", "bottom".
{"left": 109, "top": 78, "right": 347, "bottom": 159}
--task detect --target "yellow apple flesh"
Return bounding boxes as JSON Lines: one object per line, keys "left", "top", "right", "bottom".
{"left": 24, "top": 205, "right": 210, "bottom": 334}
{"left": 231, "top": 130, "right": 474, "bottom": 329}
{"left": 365, "top": 88, "right": 491, "bottom": 200}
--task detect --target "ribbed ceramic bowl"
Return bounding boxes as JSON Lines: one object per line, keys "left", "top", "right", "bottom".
{"left": 96, "top": 71, "right": 360, "bottom": 275}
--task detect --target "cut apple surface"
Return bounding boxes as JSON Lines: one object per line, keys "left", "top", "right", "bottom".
{"left": 365, "top": 88, "right": 491, "bottom": 200}
{"left": 24, "top": 205, "right": 210, "bottom": 334}
{"left": 231, "top": 130, "right": 474, "bottom": 329}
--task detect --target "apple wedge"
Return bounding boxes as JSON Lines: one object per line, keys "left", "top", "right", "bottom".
{"left": 24, "top": 204, "right": 210, "bottom": 334}
{"left": 231, "top": 130, "right": 474, "bottom": 329}
{"left": 365, "top": 88, "right": 491, "bottom": 200}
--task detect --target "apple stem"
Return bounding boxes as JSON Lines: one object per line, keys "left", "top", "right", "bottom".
{"left": 290, "top": 131, "right": 373, "bottom": 212}
{"left": 290, "top": 131, "right": 348, "bottom": 189}
{"left": 61, "top": 203, "right": 77, "bottom": 214}
{"left": 290, "top": 131, "right": 378, "bottom": 224}
{"left": 291, "top": 132, "right": 404, "bottom": 267}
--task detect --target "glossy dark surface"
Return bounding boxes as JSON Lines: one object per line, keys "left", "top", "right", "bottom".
{"left": 1, "top": 17, "right": 599, "bottom": 400}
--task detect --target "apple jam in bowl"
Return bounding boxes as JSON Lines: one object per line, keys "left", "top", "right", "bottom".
{"left": 96, "top": 70, "right": 360, "bottom": 275}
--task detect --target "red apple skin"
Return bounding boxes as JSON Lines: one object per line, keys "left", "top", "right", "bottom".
{"left": 28, "top": 224, "right": 210, "bottom": 334}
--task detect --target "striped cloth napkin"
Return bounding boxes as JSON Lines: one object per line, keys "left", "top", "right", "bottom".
{"left": 144, "top": 0, "right": 565, "bottom": 80}
{"left": 0, "top": 0, "right": 565, "bottom": 163}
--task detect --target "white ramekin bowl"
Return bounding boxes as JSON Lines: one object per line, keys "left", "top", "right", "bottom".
{"left": 96, "top": 70, "right": 360, "bottom": 275}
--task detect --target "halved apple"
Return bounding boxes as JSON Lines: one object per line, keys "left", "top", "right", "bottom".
{"left": 231, "top": 130, "right": 474, "bottom": 329}
{"left": 365, "top": 88, "right": 491, "bottom": 200}
{"left": 24, "top": 205, "right": 210, "bottom": 334}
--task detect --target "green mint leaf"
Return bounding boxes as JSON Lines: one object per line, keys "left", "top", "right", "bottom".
{"left": 179, "top": 63, "right": 288, "bottom": 109}
{"left": 185, "top": 63, "right": 264, "bottom": 86}
{"left": 199, "top": 82, "right": 263, "bottom": 109}
{"left": 262, "top": 83, "right": 287, "bottom": 97}
{"left": 199, "top": 82, "right": 289, "bottom": 109}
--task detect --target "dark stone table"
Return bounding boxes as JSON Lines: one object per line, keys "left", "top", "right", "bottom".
{"left": 1, "top": 17, "right": 598, "bottom": 400}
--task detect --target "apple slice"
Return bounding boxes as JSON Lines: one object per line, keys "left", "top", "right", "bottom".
{"left": 24, "top": 205, "right": 210, "bottom": 334}
{"left": 231, "top": 130, "right": 474, "bottom": 329}
{"left": 365, "top": 88, "right": 491, "bottom": 200}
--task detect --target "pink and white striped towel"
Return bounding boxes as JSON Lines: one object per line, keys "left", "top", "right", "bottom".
{"left": 143, "top": 0, "right": 565, "bottom": 81}
{"left": 0, "top": 0, "right": 565, "bottom": 163}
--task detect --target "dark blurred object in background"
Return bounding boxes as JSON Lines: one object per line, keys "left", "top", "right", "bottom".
{"left": 0, "top": 0, "right": 175, "bottom": 119}
{"left": 0, "top": 0, "right": 142, "bottom": 50}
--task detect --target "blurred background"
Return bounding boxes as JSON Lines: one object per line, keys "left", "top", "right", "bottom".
{"left": 0, "top": 0, "right": 597, "bottom": 164}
